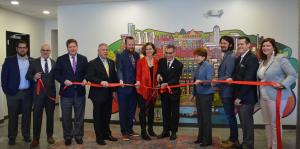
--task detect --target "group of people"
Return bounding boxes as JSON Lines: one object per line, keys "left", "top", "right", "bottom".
{"left": 1, "top": 35, "right": 297, "bottom": 149}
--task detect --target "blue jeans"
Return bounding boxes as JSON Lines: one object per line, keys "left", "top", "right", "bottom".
{"left": 117, "top": 90, "right": 137, "bottom": 135}
{"left": 222, "top": 97, "right": 238, "bottom": 142}
{"left": 60, "top": 95, "right": 85, "bottom": 140}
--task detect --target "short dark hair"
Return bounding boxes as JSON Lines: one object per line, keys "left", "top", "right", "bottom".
{"left": 141, "top": 42, "right": 156, "bottom": 56}
{"left": 16, "top": 40, "right": 27, "bottom": 47}
{"left": 125, "top": 36, "right": 134, "bottom": 45}
{"left": 238, "top": 36, "right": 251, "bottom": 44}
{"left": 193, "top": 47, "right": 208, "bottom": 60}
{"left": 259, "top": 38, "right": 279, "bottom": 60}
{"left": 219, "top": 36, "right": 234, "bottom": 51}
{"left": 165, "top": 44, "right": 176, "bottom": 51}
{"left": 66, "top": 39, "right": 78, "bottom": 47}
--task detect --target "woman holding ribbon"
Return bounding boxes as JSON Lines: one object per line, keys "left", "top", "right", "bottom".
{"left": 135, "top": 42, "right": 158, "bottom": 140}
{"left": 190, "top": 47, "right": 214, "bottom": 147}
{"left": 257, "top": 38, "right": 297, "bottom": 149}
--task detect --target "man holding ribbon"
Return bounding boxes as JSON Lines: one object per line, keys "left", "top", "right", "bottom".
{"left": 86, "top": 43, "right": 118, "bottom": 145}
{"left": 26, "top": 43, "right": 56, "bottom": 148}
{"left": 54, "top": 39, "right": 88, "bottom": 146}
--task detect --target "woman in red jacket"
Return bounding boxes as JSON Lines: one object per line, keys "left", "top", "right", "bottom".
{"left": 135, "top": 42, "right": 158, "bottom": 140}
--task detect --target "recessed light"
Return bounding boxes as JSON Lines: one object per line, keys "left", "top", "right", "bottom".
{"left": 10, "top": 0, "right": 19, "bottom": 5}
{"left": 43, "top": 10, "right": 50, "bottom": 15}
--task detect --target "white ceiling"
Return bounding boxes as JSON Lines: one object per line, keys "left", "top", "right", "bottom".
{"left": 0, "top": 0, "right": 144, "bottom": 19}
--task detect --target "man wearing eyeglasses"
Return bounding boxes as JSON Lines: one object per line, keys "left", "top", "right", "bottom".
{"left": 26, "top": 44, "right": 56, "bottom": 148}
{"left": 157, "top": 44, "right": 183, "bottom": 140}
{"left": 1, "top": 40, "right": 34, "bottom": 145}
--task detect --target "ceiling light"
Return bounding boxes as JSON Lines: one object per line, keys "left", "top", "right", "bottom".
{"left": 10, "top": 0, "right": 19, "bottom": 5}
{"left": 43, "top": 10, "right": 50, "bottom": 15}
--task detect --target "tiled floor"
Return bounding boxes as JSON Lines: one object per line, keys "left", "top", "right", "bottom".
{"left": 0, "top": 106, "right": 296, "bottom": 149}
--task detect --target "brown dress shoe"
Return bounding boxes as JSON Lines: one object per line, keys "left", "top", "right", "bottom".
{"left": 30, "top": 140, "right": 39, "bottom": 148}
{"left": 47, "top": 137, "right": 55, "bottom": 144}
{"left": 122, "top": 135, "right": 130, "bottom": 141}
{"left": 220, "top": 140, "right": 240, "bottom": 148}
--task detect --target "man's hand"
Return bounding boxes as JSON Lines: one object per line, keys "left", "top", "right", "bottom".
{"left": 64, "top": 80, "right": 73, "bottom": 86}
{"left": 234, "top": 98, "right": 241, "bottom": 106}
{"left": 81, "top": 79, "right": 87, "bottom": 86}
{"left": 194, "top": 80, "right": 203, "bottom": 85}
{"left": 135, "top": 81, "right": 141, "bottom": 89}
{"left": 161, "top": 83, "right": 168, "bottom": 88}
{"left": 101, "top": 81, "right": 109, "bottom": 87}
{"left": 119, "top": 80, "right": 124, "bottom": 87}
{"left": 272, "top": 82, "right": 284, "bottom": 89}
{"left": 34, "top": 72, "right": 42, "bottom": 80}
{"left": 226, "top": 78, "right": 233, "bottom": 84}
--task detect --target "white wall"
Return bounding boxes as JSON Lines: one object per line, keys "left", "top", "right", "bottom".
{"left": 0, "top": 8, "right": 45, "bottom": 120}
{"left": 57, "top": 0, "right": 298, "bottom": 124}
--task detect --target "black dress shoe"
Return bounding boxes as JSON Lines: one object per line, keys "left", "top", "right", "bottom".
{"left": 141, "top": 131, "right": 151, "bottom": 140}
{"left": 96, "top": 139, "right": 106, "bottom": 145}
{"left": 194, "top": 139, "right": 202, "bottom": 144}
{"left": 24, "top": 137, "right": 32, "bottom": 143}
{"left": 200, "top": 143, "right": 212, "bottom": 147}
{"left": 8, "top": 139, "right": 16, "bottom": 145}
{"left": 65, "top": 139, "right": 72, "bottom": 146}
{"left": 157, "top": 131, "right": 170, "bottom": 139}
{"left": 148, "top": 129, "right": 157, "bottom": 137}
{"left": 105, "top": 135, "right": 118, "bottom": 141}
{"left": 75, "top": 138, "right": 83, "bottom": 144}
{"left": 170, "top": 132, "right": 177, "bottom": 140}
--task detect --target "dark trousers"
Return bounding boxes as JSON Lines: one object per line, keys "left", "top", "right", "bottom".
{"left": 92, "top": 99, "right": 112, "bottom": 140}
{"left": 117, "top": 91, "right": 137, "bottom": 135}
{"left": 137, "top": 94, "right": 155, "bottom": 131}
{"left": 60, "top": 95, "right": 85, "bottom": 140}
{"left": 237, "top": 104, "right": 254, "bottom": 149}
{"left": 6, "top": 89, "right": 33, "bottom": 140}
{"left": 222, "top": 97, "right": 238, "bottom": 142}
{"left": 33, "top": 93, "right": 55, "bottom": 141}
{"left": 161, "top": 93, "right": 180, "bottom": 133}
{"left": 195, "top": 94, "right": 213, "bottom": 144}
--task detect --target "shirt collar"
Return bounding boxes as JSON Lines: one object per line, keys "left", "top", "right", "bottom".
{"left": 17, "top": 54, "right": 28, "bottom": 60}
{"left": 241, "top": 49, "right": 250, "bottom": 58}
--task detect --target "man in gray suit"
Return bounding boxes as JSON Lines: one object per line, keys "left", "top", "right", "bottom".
{"left": 218, "top": 36, "right": 240, "bottom": 148}
{"left": 26, "top": 44, "right": 56, "bottom": 148}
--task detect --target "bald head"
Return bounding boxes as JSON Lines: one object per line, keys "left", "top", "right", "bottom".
{"left": 40, "top": 43, "right": 52, "bottom": 59}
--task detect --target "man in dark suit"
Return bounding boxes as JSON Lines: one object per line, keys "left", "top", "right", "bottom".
{"left": 54, "top": 39, "right": 88, "bottom": 146}
{"left": 26, "top": 43, "right": 56, "bottom": 148}
{"left": 116, "top": 36, "right": 140, "bottom": 141}
{"left": 230, "top": 36, "right": 259, "bottom": 149}
{"left": 1, "top": 40, "right": 33, "bottom": 145}
{"left": 157, "top": 44, "right": 183, "bottom": 140}
{"left": 86, "top": 43, "right": 118, "bottom": 145}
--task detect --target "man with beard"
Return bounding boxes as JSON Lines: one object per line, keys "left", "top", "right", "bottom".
{"left": 1, "top": 40, "right": 34, "bottom": 145}
{"left": 218, "top": 36, "right": 240, "bottom": 148}
{"left": 116, "top": 36, "right": 140, "bottom": 141}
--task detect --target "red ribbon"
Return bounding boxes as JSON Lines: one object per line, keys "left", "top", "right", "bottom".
{"left": 36, "top": 79, "right": 58, "bottom": 101}
{"left": 37, "top": 79, "right": 283, "bottom": 149}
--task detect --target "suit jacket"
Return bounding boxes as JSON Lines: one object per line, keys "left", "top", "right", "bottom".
{"left": 193, "top": 61, "right": 214, "bottom": 95}
{"left": 116, "top": 50, "right": 139, "bottom": 94}
{"left": 26, "top": 57, "right": 56, "bottom": 97}
{"left": 136, "top": 57, "right": 158, "bottom": 100}
{"left": 54, "top": 53, "right": 88, "bottom": 98}
{"left": 218, "top": 51, "right": 236, "bottom": 98}
{"left": 1, "top": 55, "right": 34, "bottom": 96}
{"left": 87, "top": 57, "right": 118, "bottom": 102}
{"left": 157, "top": 58, "right": 183, "bottom": 95}
{"left": 257, "top": 54, "right": 297, "bottom": 101}
{"left": 232, "top": 51, "right": 259, "bottom": 105}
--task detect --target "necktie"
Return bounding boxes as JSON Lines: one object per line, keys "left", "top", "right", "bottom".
{"left": 72, "top": 56, "right": 77, "bottom": 74}
{"left": 103, "top": 60, "right": 109, "bottom": 77}
{"left": 130, "top": 55, "right": 135, "bottom": 68}
{"left": 167, "top": 61, "right": 170, "bottom": 71}
{"left": 44, "top": 59, "right": 49, "bottom": 74}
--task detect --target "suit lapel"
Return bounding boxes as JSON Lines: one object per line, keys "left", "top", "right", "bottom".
{"left": 38, "top": 57, "right": 44, "bottom": 73}
{"left": 97, "top": 57, "right": 109, "bottom": 79}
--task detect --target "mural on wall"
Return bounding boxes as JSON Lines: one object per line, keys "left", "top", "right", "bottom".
{"left": 109, "top": 23, "right": 299, "bottom": 125}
